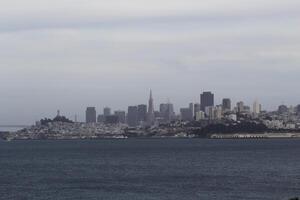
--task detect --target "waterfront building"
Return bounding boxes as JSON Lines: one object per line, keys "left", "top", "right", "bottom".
{"left": 127, "top": 106, "right": 138, "bottom": 127}
{"left": 200, "top": 92, "right": 214, "bottom": 111}
{"left": 222, "top": 98, "right": 231, "bottom": 112}
{"left": 86, "top": 107, "right": 96, "bottom": 123}
{"left": 114, "top": 111, "right": 126, "bottom": 124}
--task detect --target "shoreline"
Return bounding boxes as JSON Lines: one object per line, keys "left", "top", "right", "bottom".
{"left": 2, "top": 134, "right": 300, "bottom": 141}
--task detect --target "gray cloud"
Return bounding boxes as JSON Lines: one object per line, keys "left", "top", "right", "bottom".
{"left": 0, "top": 0, "right": 300, "bottom": 124}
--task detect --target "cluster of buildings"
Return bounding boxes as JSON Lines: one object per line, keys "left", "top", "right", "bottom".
{"left": 7, "top": 90, "right": 300, "bottom": 140}
{"left": 83, "top": 89, "right": 300, "bottom": 131}
{"left": 84, "top": 90, "right": 275, "bottom": 126}
{"left": 11, "top": 122, "right": 127, "bottom": 140}
{"left": 85, "top": 90, "right": 156, "bottom": 127}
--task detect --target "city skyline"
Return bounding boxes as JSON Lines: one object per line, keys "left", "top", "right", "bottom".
{"left": 1, "top": 88, "right": 300, "bottom": 125}
{"left": 0, "top": 88, "right": 299, "bottom": 125}
{"left": 3, "top": 89, "right": 300, "bottom": 125}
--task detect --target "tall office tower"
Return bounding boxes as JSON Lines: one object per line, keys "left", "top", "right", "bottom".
{"left": 253, "top": 100, "right": 261, "bottom": 115}
{"left": 189, "top": 103, "right": 194, "bottom": 117}
{"left": 127, "top": 106, "right": 138, "bottom": 127}
{"left": 236, "top": 101, "right": 244, "bottom": 113}
{"left": 147, "top": 90, "right": 155, "bottom": 125}
{"left": 195, "top": 111, "right": 205, "bottom": 121}
{"left": 288, "top": 106, "right": 295, "bottom": 114}
{"left": 180, "top": 103, "right": 193, "bottom": 121}
{"left": 205, "top": 106, "right": 215, "bottom": 120}
{"left": 200, "top": 92, "right": 214, "bottom": 111}
{"left": 103, "top": 107, "right": 111, "bottom": 117}
{"left": 222, "top": 98, "right": 231, "bottom": 111}
{"left": 86, "top": 107, "right": 96, "bottom": 123}
{"left": 180, "top": 108, "right": 193, "bottom": 121}
{"left": 160, "top": 103, "right": 175, "bottom": 122}
{"left": 137, "top": 104, "right": 147, "bottom": 122}
{"left": 160, "top": 103, "right": 168, "bottom": 113}
{"left": 296, "top": 105, "right": 300, "bottom": 115}
{"left": 278, "top": 105, "right": 288, "bottom": 114}
{"left": 160, "top": 103, "right": 168, "bottom": 121}
{"left": 167, "top": 103, "right": 175, "bottom": 121}
{"left": 114, "top": 110, "right": 126, "bottom": 124}
{"left": 194, "top": 103, "right": 201, "bottom": 118}
{"left": 215, "top": 105, "right": 223, "bottom": 119}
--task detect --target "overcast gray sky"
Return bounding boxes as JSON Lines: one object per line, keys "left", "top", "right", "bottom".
{"left": 1, "top": 0, "right": 300, "bottom": 124}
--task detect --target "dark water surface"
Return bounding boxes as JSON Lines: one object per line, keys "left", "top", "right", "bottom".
{"left": 0, "top": 139, "right": 299, "bottom": 200}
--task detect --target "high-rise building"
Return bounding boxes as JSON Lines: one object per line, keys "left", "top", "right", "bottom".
{"left": 86, "top": 107, "right": 96, "bottom": 123}
{"left": 195, "top": 111, "right": 205, "bottom": 121}
{"left": 222, "top": 98, "right": 231, "bottom": 111}
{"left": 189, "top": 103, "right": 194, "bottom": 117}
{"left": 204, "top": 106, "right": 222, "bottom": 120}
{"left": 205, "top": 106, "right": 215, "bottom": 120}
{"left": 127, "top": 106, "right": 138, "bottom": 127}
{"left": 103, "top": 107, "right": 111, "bottom": 117}
{"left": 253, "top": 100, "right": 261, "bottom": 115}
{"left": 180, "top": 108, "right": 193, "bottom": 121}
{"left": 97, "top": 114, "right": 105, "bottom": 123}
{"left": 296, "top": 105, "right": 300, "bottom": 115}
{"left": 215, "top": 105, "right": 223, "bottom": 119}
{"left": 137, "top": 104, "right": 147, "bottom": 122}
{"left": 180, "top": 103, "right": 193, "bottom": 121}
{"left": 160, "top": 103, "right": 175, "bottom": 122}
{"left": 147, "top": 90, "right": 155, "bottom": 125}
{"left": 236, "top": 101, "right": 244, "bottom": 113}
{"left": 114, "top": 110, "right": 126, "bottom": 123}
{"left": 160, "top": 103, "right": 168, "bottom": 115}
{"left": 194, "top": 103, "right": 201, "bottom": 118}
{"left": 200, "top": 92, "right": 214, "bottom": 111}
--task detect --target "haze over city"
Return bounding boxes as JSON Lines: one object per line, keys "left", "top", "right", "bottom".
{"left": 1, "top": 0, "right": 300, "bottom": 124}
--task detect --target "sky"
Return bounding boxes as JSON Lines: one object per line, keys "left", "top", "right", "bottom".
{"left": 0, "top": 0, "right": 300, "bottom": 125}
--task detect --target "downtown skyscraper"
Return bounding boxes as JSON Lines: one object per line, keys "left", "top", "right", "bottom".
{"left": 86, "top": 107, "right": 96, "bottom": 123}
{"left": 200, "top": 92, "right": 214, "bottom": 111}
{"left": 147, "top": 90, "right": 155, "bottom": 125}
